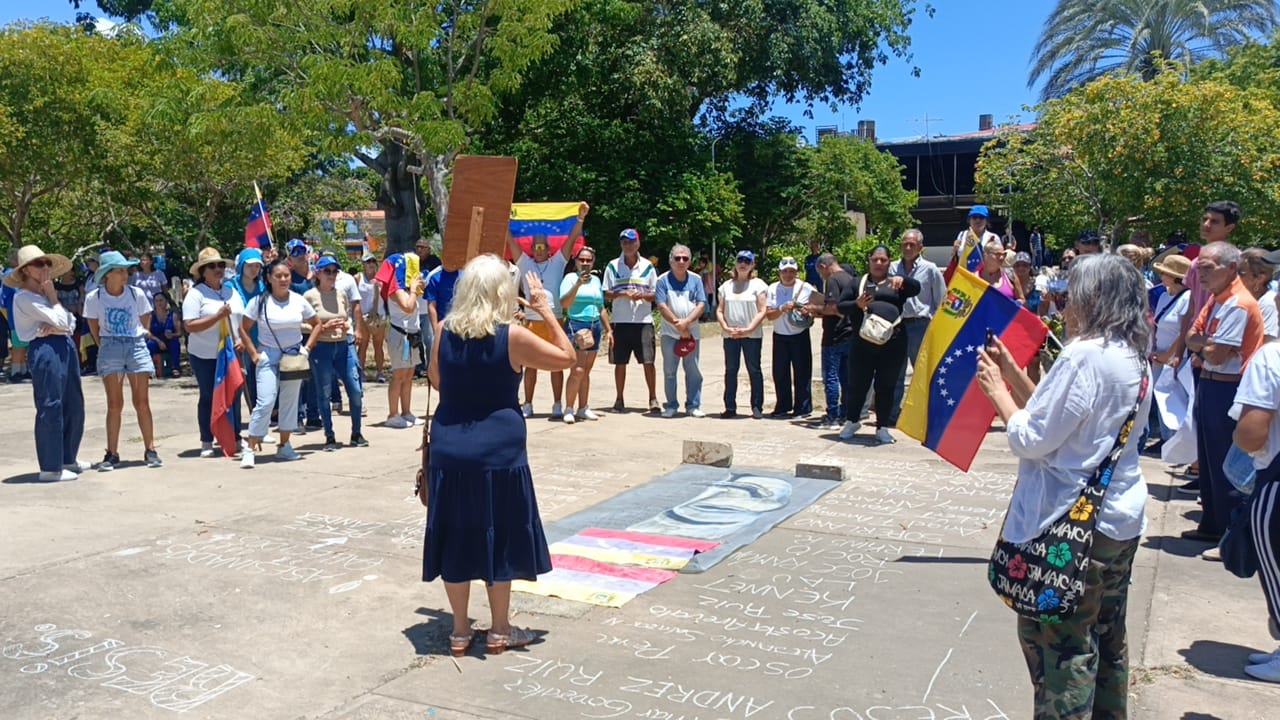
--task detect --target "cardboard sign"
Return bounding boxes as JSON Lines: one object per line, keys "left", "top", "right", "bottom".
{"left": 442, "top": 155, "right": 518, "bottom": 271}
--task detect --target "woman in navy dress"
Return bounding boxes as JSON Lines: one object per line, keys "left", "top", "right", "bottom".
{"left": 424, "top": 254, "right": 575, "bottom": 656}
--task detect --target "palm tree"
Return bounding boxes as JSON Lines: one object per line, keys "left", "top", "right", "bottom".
{"left": 1029, "top": 0, "right": 1280, "bottom": 100}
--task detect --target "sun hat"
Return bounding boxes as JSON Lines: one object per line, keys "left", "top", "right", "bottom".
{"left": 315, "top": 256, "right": 340, "bottom": 271}
{"left": 674, "top": 337, "right": 696, "bottom": 358}
{"left": 619, "top": 228, "right": 641, "bottom": 243}
{"left": 188, "top": 247, "right": 228, "bottom": 278}
{"left": 1152, "top": 254, "right": 1191, "bottom": 279}
{"left": 3, "top": 245, "right": 72, "bottom": 288}
{"left": 968, "top": 205, "right": 990, "bottom": 218}
{"left": 778, "top": 257, "right": 799, "bottom": 271}
{"left": 96, "top": 250, "right": 140, "bottom": 284}
{"left": 736, "top": 250, "right": 756, "bottom": 263}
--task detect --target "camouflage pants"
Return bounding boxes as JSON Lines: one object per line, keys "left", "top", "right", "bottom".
{"left": 1017, "top": 534, "right": 1139, "bottom": 720}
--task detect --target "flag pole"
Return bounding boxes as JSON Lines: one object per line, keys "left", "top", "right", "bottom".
{"left": 253, "top": 181, "right": 276, "bottom": 248}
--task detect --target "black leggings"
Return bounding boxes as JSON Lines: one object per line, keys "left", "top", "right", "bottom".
{"left": 846, "top": 334, "right": 908, "bottom": 428}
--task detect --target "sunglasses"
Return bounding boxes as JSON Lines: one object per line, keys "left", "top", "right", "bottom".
{"left": 205, "top": 262, "right": 226, "bottom": 270}
{"left": 28, "top": 259, "right": 53, "bottom": 269}
{"left": 672, "top": 256, "right": 690, "bottom": 262}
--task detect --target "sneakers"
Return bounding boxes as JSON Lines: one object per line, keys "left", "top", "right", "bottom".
{"left": 145, "top": 449, "right": 162, "bottom": 468}
{"left": 349, "top": 433, "right": 369, "bottom": 448}
{"left": 402, "top": 413, "right": 424, "bottom": 426}
{"left": 1201, "top": 546, "right": 1222, "bottom": 562}
{"left": 39, "top": 469, "right": 78, "bottom": 482}
{"left": 260, "top": 434, "right": 277, "bottom": 445}
{"left": 576, "top": 408, "right": 600, "bottom": 421}
{"left": 62, "top": 460, "right": 92, "bottom": 474}
{"left": 1176, "top": 481, "right": 1200, "bottom": 496}
{"left": 199, "top": 443, "right": 215, "bottom": 459}
{"left": 563, "top": 412, "right": 576, "bottom": 424}
{"left": 661, "top": 407, "right": 677, "bottom": 418}
{"left": 522, "top": 403, "right": 533, "bottom": 418}
{"left": 721, "top": 410, "right": 738, "bottom": 419}
{"left": 98, "top": 452, "right": 120, "bottom": 472}
{"left": 277, "top": 443, "right": 301, "bottom": 461}
{"left": 240, "top": 450, "right": 255, "bottom": 469}
{"left": 1245, "top": 655, "right": 1280, "bottom": 682}
{"left": 375, "top": 372, "right": 387, "bottom": 383}
{"left": 304, "top": 419, "right": 324, "bottom": 430}
{"left": 1249, "top": 647, "right": 1280, "bottom": 665}
{"left": 323, "top": 435, "right": 341, "bottom": 451}
{"left": 385, "top": 415, "right": 410, "bottom": 429}
{"left": 649, "top": 398, "right": 662, "bottom": 414}
{"left": 552, "top": 403, "right": 562, "bottom": 417}
{"left": 838, "top": 421, "right": 860, "bottom": 440}
{"left": 689, "top": 408, "right": 706, "bottom": 418}
{"left": 876, "top": 427, "right": 895, "bottom": 445}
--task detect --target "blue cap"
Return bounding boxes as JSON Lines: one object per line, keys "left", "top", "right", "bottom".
{"left": 968, "top": 205, "right": 989, "bottom": 218}
{"left": 315, "top": 256, "right": 339, "bottom": 271}
{"left": 619, "top": 228, "right": 640, "bottom": 243}
{"left": 286, "top": 238, "right": 308, "bottom": 256}
{"left": 94, "top": 250, "right": 139, "bottom": 284}
{"left": 736, "top": 250, "right": 755, "bottom": 263}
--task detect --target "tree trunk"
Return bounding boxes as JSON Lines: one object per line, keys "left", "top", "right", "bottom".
{"left": 373, "top": 142, "right": 425, "bottom": 257}
{"left": 423, "top": 153, "right": 452, "bottom": 241}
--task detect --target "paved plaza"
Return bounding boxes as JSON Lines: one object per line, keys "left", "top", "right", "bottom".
{"left": 1, "top": 335, "right": 1278, "bottom": 719}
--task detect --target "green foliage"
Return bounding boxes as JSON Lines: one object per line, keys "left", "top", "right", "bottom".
{"left": 794, "top": 134, "right": 917, "bottom": 249}
{"left": 976, "top": 72, "right": 1280, "bottom": 244}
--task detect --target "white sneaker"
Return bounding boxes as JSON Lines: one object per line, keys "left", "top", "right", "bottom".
{"left": 199, "top": 444, "right": 215, "bottom": 458}
{"left": 62, "top": 460, "right": 92, "bottom": 474}
{"left": 689, "top": 408, "right": 706, "bottom": 418}
{"left": 662, "top": 407, "right": 677, "bottom": 418}
{"left": 39, "top": 469, "right": 78, "bottom": 482}
{"left": 401, "top": 413, "right": 424, "bottom": 426}
{"left": 261, "top": 434, "right": 277, "bottom": 445}
{"left": 277, "top": 443, "right": 301, "bottom": 461}
{"left": 576, "top": 408, "right": 600, "bottom": 421}
{"left": 876, "top": 427, "right": 895, "bottom": 445}
{"left": 385, "top": 415, "right": 410, "bottom": 429}
{"left": 838, "top": 421, "right": 860, "bottom": 440}
{"left": 563, "top": 412, "right": 576, "bottom": 424}
{"left": 1245, "top": 655, "right": 1280, "bottom": 682}
{"left": 1249, "top": 647, "right": 1280, "bottom": 665}
{"left": 1201, "top": 546, "right": 1222, "bottom": 562}
{"left": 522, "top": 403, "right": 533, "bottom": 418}
{"left": 552, "top": 403, "right": 562, "bottom": 417}
{"left": 240, "top": 450, "right": 255, "bottom": 469}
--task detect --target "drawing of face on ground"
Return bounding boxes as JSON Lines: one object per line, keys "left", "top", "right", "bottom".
{"left": 629, "top": 474, "right": 792, "bottom": 540}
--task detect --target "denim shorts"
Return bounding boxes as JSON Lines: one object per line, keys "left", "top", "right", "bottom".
{"left": 97, "top": 335, "right": 155, "bottom": 376}
{"left": 569, "top": 319, "right": 602, "bottom": 353}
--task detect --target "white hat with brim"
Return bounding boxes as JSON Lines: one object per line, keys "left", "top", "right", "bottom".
{"left": 4, "top": 245, "right": 72, "bottom": 288}
{"left": 189, "top": 247, "right": 229, "bottom": 278}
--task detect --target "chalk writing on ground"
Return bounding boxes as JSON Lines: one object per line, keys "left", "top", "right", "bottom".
{"left": 2, "top": 622, "right": 253, "bottom": 713}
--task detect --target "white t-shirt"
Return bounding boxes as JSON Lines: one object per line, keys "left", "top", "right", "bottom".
{"left": 83, "top": 285, "right": 151, "bottom": 338}
{"left": 767, "top": 281, "right": 816, "bottom": 336}
{"left": 1231, "top": 341, "right": 1280, "bottom": 470}
{"left": 1261, "top": 289, "right": 1278, "bottom": 339}
{"left": 246, "top": 292, "right": 316, "bottom": 349}
{"left": 387, "top": 288, "right": 421, "bottom": 334}
{"left": 603, "top": 254, "right": 658, "bottom": 324}
{"left": 719, "top": 278, "right": 768, "bottom": 340}
{"left": 1152, "top": 289, "right": 1190, "bottom": 353}
{"left": 517, "top": 253, "right": 569, "bottom": 321}
{"left": 182, "top": 283, "right": 238, "bottom": 359}
{"left": 358, "top": 272, "right": 383, "bottom": 317}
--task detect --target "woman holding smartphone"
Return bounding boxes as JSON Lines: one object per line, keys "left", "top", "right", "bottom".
{"left": 559, "top": 246, "right": 611, "bottom": 423}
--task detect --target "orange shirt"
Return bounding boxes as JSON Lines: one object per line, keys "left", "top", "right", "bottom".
{"left": 1191, "top": 276, "right": 1265, "bottom": 374}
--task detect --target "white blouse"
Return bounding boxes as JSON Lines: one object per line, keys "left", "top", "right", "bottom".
{"left": 1002, "top": 337, "right": 1151, "bottom": 543}
{"left": 13, "top": 289, "right": 77, "bottom": 343}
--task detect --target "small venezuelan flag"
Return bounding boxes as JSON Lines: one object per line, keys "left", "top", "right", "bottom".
{"left": 211, "top": 319, "right": 244, "bottom": 458}
{"left": 899, "top": 267, "right": 1048, "bottom": 472}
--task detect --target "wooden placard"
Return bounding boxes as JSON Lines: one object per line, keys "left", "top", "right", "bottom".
{"left": 442, "top": 155, "right": 518, "bottom": 271}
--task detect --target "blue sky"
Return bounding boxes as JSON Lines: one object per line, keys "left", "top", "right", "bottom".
{"left": 2, "top": 0, "right": 1047, "bottom": 142}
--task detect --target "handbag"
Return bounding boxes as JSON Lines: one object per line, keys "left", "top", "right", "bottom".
{"left": 988, "top": 357, "right": 1148, "bottom": 622}
{"left": 412, "top": 381, "right": 433, "bottom": 508}
{"left": 260, "top": 295, "right": 311, "bottom": 381}
{"left": 574, "top": 327, "right": 596, "bottom": 350}
{"left": 857, "top": 276, "right": 899, "bottom": 345}
{"left": 1221, "top": 492, "right": 1259, "bottom": 579}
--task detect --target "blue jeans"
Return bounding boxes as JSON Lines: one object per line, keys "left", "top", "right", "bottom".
{"left": 893, "top": 318, "right": 929, "bottom": 419}
{"left": 723, "top": 337, "right": 763, "bottom": 414}
{"left": 147, "top": 336, "right": 182, "bottom": 375}
{"left": 660, "top": 335, "right": 702, "bottom": 411}
{"left": 190, "top": 355, "right": 242, "bottom": 444}
{"left": 30, "top": 336, "right": 84, "bottom": 472}
{"left": 248, "top": 347, "right": 303, "bottom": 438}
{"left": 821, "top": 343, "right": 851, "bottom": 421}
{"left": 310, "top": 341, "right": 363, "bottom": 437}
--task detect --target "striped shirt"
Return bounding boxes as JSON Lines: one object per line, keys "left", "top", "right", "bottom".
{"left": 604, "top": 254, "right": 657, "bottom": 324}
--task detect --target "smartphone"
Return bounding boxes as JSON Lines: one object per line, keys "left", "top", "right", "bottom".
{"left": 985, "top": 328, "right": 997, "bottom": 350}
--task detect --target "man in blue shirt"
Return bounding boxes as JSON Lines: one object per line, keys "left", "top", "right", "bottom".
{"left": 655, "top": 244, "right": 707, "bottom": 417}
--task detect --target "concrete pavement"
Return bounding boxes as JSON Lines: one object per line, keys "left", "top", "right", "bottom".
{"left": 0, "top": 331, "right": 1277, "bottom": 719}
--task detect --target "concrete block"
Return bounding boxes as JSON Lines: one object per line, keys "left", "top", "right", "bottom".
{"left": 682, "top": 440, "right": 732, "bottom": 467}
{"left": 795, "top": 462, "right": 846, "bottom": 481}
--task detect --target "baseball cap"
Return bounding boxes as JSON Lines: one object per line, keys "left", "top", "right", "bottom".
{"left": 361, "top": 252, "right": 378, "bottom": 263}
{"left": 619, "top": 228, "right": 640, "bottom": 243}
{"left": 286, "top": 238, "right": 308, "bottom": 256}
{"left": 736, "top": 250, "right": 756, "bottom": 263}
{"left": 315, "top": 256, "right": 339, "bottom": 271}
{"left": 968, "top": 205, "right": 990, "bottom": 218}
{"left": 674, "top": 337, "right": 696, "bottom": 358}
{"left": 1077, "top": 230, "right": 1101, "bottom": 245}
{"left": 319, "top": 249, "right": 338, "bottom": 259}
{"left": 1013, "top": 252, "right": 1033, "bottom": 266}
{"left": 1262, "top": 249, "right": 1280, "bottom": 266}
{"left": 778, "top": 257, "right": 799, "bottom": 271}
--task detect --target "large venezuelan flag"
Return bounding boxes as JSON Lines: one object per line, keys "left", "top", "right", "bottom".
{"left": 509, "top": 202, "right": 582, "bottom": 239}
{"left": 211, "top": 319, "right": 244, "bottom": 458}
{"left": 374, "top": 252, "right": 421, "bottom": 300}
{"left": 244, "top": 200, "right": 273, "bottom": 249}
{"left": 899, "top": 267, "right": 1048, "bottom": 472}
{"left": 943, "top": 230, "right": 985, "bottom": 284}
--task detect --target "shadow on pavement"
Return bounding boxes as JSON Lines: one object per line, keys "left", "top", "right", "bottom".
{"left": 403, "top": 607, "right": 457, "bottom": 658}
{"left": 1181, "top": 713, "right": 1227, "bottom": 720}
{"left": 1179, "top": 639, "right": 1257, "bottom": 680}
{"left": 1141, "top": 535, "right": 1214, "bottom": 558}
{"left": 2, "top": 473, "right": 69, "bottom": 484}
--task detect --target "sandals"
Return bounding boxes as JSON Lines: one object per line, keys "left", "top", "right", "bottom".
{"left": 485, "top": 627, "right": 539, "bottom": 655}
{"left": 449, "top": 630, "right": 475, "bottom": 657}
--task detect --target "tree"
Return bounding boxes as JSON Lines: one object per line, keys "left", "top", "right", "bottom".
{"left": 1029, "top": 0, "right": 1279, "bottom": 101}
{"left": 712, "top": 115, "right": 811, "bottom": 253}
{"left": 793, "top": 134, "right": 917, "bottom": 251}
{"left": 166, "top": 0, "right": 578, "bottom": 255}
{"left": 976, "top": 72, "right": 1280, "bottom": 244}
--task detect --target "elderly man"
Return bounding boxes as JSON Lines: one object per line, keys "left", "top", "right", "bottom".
{"left": 605, "top": 228, "right": 660, "bottom": 413}
{"left": 1184, "top": 241, "right": 1266, "bottom": 553}
{"left": 891, "top": 229, "right": 947, "bottom": 417}
{"left": 507, "top": 202, "right": 588, "bottom": 417}
{"left": 655, "top": 244, "right": 706, "bottom": 418}
{"left": 811, "top": 254, "right": 856, "bottom": 428}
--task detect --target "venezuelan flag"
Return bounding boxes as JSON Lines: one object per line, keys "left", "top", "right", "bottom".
{"left": 244, "top": 200, "right": 273, "bottom": 249}
{"left": 374, "top": 252, "right": 421, "bottom": 300}
{"left": 899, "top": 267, "right": 1048, "bottom": 472}
{"left": 944, "top": 230, "right": 985, "bottom": 284}
{"left": 211, "top": 319, "right": 244, "bottom": 458}
{"left": 509, "top": 201, "right": 582, "bottom": 238}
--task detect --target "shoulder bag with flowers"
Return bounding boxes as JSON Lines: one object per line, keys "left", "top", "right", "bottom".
{"left": 988, "top": 357, "right": 1148, "bottom": 623}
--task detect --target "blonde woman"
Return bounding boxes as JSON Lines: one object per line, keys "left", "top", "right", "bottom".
{"left": 423, "top": 254, "right": 575, "bottom": 656}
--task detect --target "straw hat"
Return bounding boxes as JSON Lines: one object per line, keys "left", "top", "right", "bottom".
{"left": 1152, "top": 253, "right": 1191, "bottom": 280}
{"left": 189, "top": 247, "right": 228, "bottom": 278}
{"left": 3, "top": 245, "right": 72, "bottom": 288}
